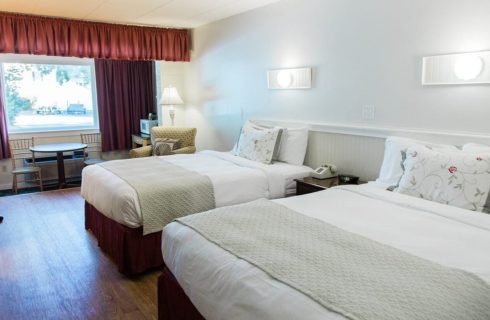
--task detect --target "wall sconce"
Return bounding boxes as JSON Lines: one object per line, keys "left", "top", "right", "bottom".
{"left": 422, "top": 51, "right": 490, "bottom": 85}
{"left": 267, "top": 67, "right": 312, "bottom": 89}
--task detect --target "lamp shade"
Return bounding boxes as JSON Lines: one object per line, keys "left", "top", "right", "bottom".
{"left": 159, "top": 86, "right": 184, "bottom": 105}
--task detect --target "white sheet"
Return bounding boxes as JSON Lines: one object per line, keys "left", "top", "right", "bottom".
{"left": 80, "top": 150, "right": 311, "bottom": 227}
{"left": 162, "top": 183, "right": 490, "bottom": 320}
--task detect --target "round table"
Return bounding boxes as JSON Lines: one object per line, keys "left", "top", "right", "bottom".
{"left": 30, "top": 143, "right": 87, "bottom": 189}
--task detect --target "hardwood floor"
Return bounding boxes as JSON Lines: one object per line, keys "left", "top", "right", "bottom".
{"left": 0, "top": 188, "right": 160, "bottom": 320}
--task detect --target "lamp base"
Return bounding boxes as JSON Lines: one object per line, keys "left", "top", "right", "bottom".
{"left": 168, "top": 106, "right": 175, "bottom": 126}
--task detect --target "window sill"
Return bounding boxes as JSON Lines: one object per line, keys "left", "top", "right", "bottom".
{"left": 9, "top": 128, "right": 100, "bottom": 139}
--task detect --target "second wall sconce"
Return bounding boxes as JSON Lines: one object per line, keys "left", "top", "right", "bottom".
{"left": 422, "top": 51, "right": 490, "bottom": 85}
{"left": 267, "top": 67, "right": 312, "bottom": 90}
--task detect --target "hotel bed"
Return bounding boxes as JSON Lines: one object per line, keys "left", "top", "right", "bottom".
{"left": 81, "top": 150, "right": 312, "bottom": 275}
{"left": 159, "top": 182, "right": 490, "bottom": 319}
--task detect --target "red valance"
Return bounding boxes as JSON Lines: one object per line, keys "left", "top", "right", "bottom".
{"left": 0, "top": 12, "right": 190, "bottom": 61}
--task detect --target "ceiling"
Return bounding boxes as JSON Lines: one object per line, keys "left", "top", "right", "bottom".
{"left": 0, "top": 0, "right": 280, "bottom": 28}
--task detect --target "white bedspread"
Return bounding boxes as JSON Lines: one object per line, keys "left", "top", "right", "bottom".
{"left": 81, "top": 150, "right": 311, "bottom": 227}
{"left": 162, "top": 183, "right": 490, "bottom": 320}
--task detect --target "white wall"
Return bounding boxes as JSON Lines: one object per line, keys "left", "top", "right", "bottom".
{"left": 183, "top": 0, "right": 490, "bottom": 153}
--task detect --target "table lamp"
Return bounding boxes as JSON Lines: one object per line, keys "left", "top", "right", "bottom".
{"left": 159, "top": 85, "right": 184, "bottom": 126}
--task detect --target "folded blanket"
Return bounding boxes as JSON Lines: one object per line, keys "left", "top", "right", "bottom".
{"left": 176, "top": 199, "right": 490, "bottom": 320}
{"left": 101, "top": 157, "right": 215, "bottom": 235}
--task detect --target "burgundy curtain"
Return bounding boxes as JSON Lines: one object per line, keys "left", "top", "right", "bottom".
{"left": 0, "top": 72, "right": 10, "bottom": 160}
{"left": 0, "top": 12, "right": 190, "bottom": 61}
{"left": 95, "top": 59, "right": 155, "bottom": 151}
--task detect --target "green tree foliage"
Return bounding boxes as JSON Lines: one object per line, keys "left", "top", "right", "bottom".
{"left": 3, "top": 64, "right": 33, "bottom": 122}
{"left": 56, "top": 69, "right": 70, "bottom": 85}
{"left": 56, "top": 65, "right": 91, "bottom": 87}
{"left": 4, "top": 64, "right": 31, "bottom": 85}
{"left": 2, "top": 62, "right": 91, "bottom": 124}
{"left": 36, "top": 65, "right": 55, "bottom": 78}
{"left": 76, "top": 67, "right": 90, "bottom": 86}
{"left": 6, "top": 91, "right": 32, "bottom": 123}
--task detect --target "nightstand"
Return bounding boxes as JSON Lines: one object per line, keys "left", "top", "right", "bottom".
{"left": 295, "top": 176, "right": 364, "bottom": 196}
{"left": 132, "top": 134, "right": 151, "bottom": 148}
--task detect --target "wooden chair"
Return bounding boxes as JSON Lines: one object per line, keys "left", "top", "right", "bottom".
{"left": 9, "top": 138, "right": 43, "bottom": 194}
{"left": 80, "top": 133, "right": 106, "bottom": 166}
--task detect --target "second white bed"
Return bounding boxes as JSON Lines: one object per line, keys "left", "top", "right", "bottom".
{"left": 162, "top": 183, "right": 490, "bottom": 320}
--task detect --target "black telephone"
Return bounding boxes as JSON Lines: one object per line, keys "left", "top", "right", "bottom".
{"left": 338, "top": 174, "right": 360, "bottom": 185}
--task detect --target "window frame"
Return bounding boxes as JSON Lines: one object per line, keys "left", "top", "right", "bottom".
{"left": 0, "top": 54, "right": 99, "bottom": 134}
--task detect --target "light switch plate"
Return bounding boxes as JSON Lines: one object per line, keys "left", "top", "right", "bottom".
{"left": 362, "top": 105, "right": 375, "bottom": 121}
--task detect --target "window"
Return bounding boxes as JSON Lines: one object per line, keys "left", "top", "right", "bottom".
{"left": 1, "top": 55, "right": 98, "bottom": 133}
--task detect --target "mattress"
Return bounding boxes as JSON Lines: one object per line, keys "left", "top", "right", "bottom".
{"left": 162, "top": 183, "right": 490, "bottom": 320}
{"left": 81, "top": 150, "right": 312, "bottom": 228}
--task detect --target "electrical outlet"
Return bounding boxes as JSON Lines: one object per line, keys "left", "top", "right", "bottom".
{"left": 362, "top": 105, "right": 376, "bottom": 121}
{"left": 1, "top": 165, "right": 6, "bottom": 173}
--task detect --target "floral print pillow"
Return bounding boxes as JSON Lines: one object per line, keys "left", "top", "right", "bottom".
{"left": 394, "top": 146, "right": 490, "bottom": 213}
{"left": 237, "top": 126, "right": 282, "bottom": 164}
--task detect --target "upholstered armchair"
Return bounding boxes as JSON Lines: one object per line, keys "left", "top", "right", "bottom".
{"left": 129, "top": 127, "right": 197, "bottom": 158}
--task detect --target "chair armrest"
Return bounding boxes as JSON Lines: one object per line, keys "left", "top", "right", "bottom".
{"left": 171, "top": 146, "right": 196, "bottom": 154}
{"left": 129, "top": 146, "right": 153, "bottom": 158}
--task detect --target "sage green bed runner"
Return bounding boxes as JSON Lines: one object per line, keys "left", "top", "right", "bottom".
{"left": 175, "top": 199, "right": 490, "bottom": 320}
{"left": 100, "top": 157, "right": 215, "bottom": 235}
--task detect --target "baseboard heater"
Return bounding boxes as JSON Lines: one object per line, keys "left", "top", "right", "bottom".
{"left": 24, "top": 150, "right": 85, "bottom": 165}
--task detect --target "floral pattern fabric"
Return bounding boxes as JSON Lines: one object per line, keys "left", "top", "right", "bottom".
{"left": 395, "top": 146, "right": 490, "bottom": 213}
{"left": 237, "top": 126, "right": 282, "bottom": 164}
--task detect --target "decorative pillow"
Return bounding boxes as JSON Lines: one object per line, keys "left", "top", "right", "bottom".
{"left": 377, "top": 136, "right": 460, "bottom": 186}
{"left": 394, "top": 146, "right": 490, "bottom": 213}
{"left": 232, "top": 121, "right": 283, "bottom": 161}
{"left": 153, "top": 138, "right": 180, "bottom": 156}
{"left": 277, "top": 127, "right": 309, "bottom": 165}
{"left": 236, "top": 125, "right": 283, "bottom": 164}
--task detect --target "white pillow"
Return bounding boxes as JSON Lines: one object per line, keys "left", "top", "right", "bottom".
{"left": 377, "top": 136, "right": 459, "bottom": 186}
{"left": 236, "top": 125, "right": 283, "bottom": 164}
{"left": 277, "top": 127, "right": 309, "bottom": 166}
{"left": 394, "top": 146, "right": 490, "bottom": 213}
{"left": 462, "top": 143, "right": 490, "bottom": 153}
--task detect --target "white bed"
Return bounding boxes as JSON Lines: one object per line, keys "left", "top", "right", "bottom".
{"left": 81, "top": 150, "right": 312, "bottom": 227}
{"left": 162, "top": 182, "right": 490, "bottom": 320}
